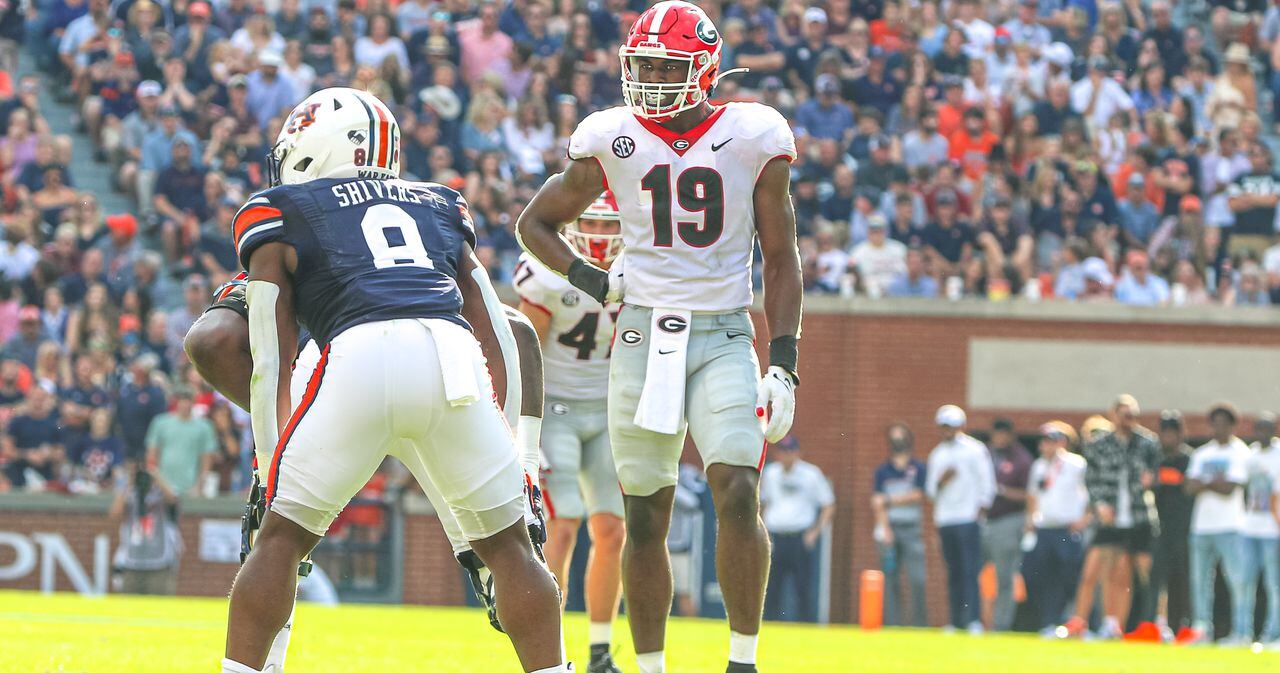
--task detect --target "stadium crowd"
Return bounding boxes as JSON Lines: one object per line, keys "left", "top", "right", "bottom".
{"left": 0, "top": 0, "right": 1277, "bottom": 640}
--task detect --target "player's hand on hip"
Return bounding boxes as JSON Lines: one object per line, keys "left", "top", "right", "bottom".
{"left": 756, "top": 365, "right": 797, "bottom": 444}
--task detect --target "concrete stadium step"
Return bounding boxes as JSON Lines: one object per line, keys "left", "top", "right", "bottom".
{"left": 19, "top": 55, "right": 133, "bottom": 217}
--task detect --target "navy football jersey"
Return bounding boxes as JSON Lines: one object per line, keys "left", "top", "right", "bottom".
{"left": 233, "top": 177, "right": 476, "bottom": 345}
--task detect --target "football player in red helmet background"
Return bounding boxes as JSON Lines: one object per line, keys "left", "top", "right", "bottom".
{"left": 518, "top": 2, "right": 803, "bottom": 672}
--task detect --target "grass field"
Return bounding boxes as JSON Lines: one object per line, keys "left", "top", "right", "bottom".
{"left": 0, "top": 590, "right": 1270, "bottom": 673}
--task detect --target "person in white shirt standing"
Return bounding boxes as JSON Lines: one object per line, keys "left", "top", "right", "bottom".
{"left": 1185, "top": 402, "right": 1251, "bottom": 645}
{"left": 926, "top": 405, "right": 996, "bottom": 634}
{"left": 1240, "top": 412, "right": 1280, "bottom": 646}
{"left": 760, "top": 435, "right": 835, "bottom": 623}
{"left": 1021, "top": 421, "right": 1090, "bottom": 637}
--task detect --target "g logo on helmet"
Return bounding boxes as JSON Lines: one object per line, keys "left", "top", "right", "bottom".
{"left": 657, "top": 314, "right": 688, "bottom": 333}
{"left": 695, "top": 18, "right": 718, "bottom": 44}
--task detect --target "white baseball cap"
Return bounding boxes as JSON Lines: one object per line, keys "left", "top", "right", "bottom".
{"left": 1044, "top": 42, "right": 1073, "bottom": 68}
{"left": 936, "top": 405, "right": 967, "bottom": 428}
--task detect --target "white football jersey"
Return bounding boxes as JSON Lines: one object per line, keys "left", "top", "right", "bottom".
{"left": 568, "top": 102, "right": 796, "bottom": 312}
{"left": 513, "top": 253, "right": 615, "bottom": 400}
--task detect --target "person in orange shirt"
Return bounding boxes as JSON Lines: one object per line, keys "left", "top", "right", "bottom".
{"left": 948, "top": 108, "right": 999, "bottom": 183}
{"left": 937, "top": 77, "right": 968, "bottom": 141}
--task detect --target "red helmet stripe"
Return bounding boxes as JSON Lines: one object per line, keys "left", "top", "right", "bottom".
{"left": 374, "top": 104, "right": 391, "bottom": 169}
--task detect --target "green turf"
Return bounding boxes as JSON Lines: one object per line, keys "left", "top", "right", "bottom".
{"left": 0, "top": 590, "right": 1269, "bottom": 672}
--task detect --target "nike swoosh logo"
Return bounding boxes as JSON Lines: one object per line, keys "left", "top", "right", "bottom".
{"left": 711, "top": 139, "right": 733, "bottom": 152}
{"left": 658, "top": 348, "right": 676, "bottom": 355}
{"left": 726, "top": 332, "right": 751, "bottom": 340}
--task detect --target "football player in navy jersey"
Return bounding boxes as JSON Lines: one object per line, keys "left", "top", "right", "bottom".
{"left": 218, "top": 87, "right": 567, "bottom": 673}
{"left": 187, "top": 270, "right": 546, "bottom": 672}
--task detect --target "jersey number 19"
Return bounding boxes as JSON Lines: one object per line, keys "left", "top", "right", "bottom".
{"left": 641, "top": 165, "right": 725, "bottom": 248}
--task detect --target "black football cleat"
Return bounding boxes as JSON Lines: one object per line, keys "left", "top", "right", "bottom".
{"left": 726, "top": 663, "right": 758, "bottom": 673}
{"left": 587, "top": 646, "right": 622, "bottom": 673}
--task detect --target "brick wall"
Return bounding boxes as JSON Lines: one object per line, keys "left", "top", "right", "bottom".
{"left": 401, "top": 512, "right": 465, "bottom": 605}
{"left": 766, "top": 299, "right": 1280, "bottom": 625}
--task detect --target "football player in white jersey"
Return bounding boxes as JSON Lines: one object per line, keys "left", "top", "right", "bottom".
{"left": 516, "top": 3, "right": 803, "bottom": 672}
{"left": 514, "top": 193, "right": 625, "bottom": 673}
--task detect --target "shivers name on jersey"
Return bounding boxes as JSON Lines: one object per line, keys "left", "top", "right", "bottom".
{"left": 331, "top": 179, "right": 449, "bottom": 209}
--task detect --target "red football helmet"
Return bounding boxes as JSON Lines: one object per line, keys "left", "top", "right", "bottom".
{"left": 619, "top": 0, "right": 722, "bottom": 122}
{"left": 564, "top": 191, "right": 622, "bottom": 265}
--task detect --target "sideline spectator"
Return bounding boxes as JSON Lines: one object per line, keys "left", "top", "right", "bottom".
{"left": 761, "top": 435, "right": 835, "bottom": 623}
{"left": 982, "top": 417, "right": 1031, "bottom": 632}
{"left": 872, "top": 421, "right": 928, "bottom": 627}
{"left": 926, "top": 404, "right": 995, "bottom": 634}
{"left": 1064, "top": 395, "right": 1159, "bottom": 639}
{"left": 1185, "top": 402, "right": 1250, "bottom": 645}
{"left": 1022, "top": 421, "right": 1089, "bottom": 637}
{"left": 145, "top": 385, "right": 216, "bottom": 498}
{"left": 1240, "top": 413, "right": 1280, "bottom": 646}
{"left": 1151, "top": 410, "right": 1194, "bottom": 638}
{"left": 109, "top": 465, "right": 181, "bottom": 594}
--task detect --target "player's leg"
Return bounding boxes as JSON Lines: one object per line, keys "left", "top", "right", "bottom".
{"left": 685, "top": 311, "right": 770, "bottom": 670}
{"left": 404, "top": 320, "right": 563, "bottom": 671}
{"left": 608, "top": 306, "right": 689, "bottom": 673}
{"left": 184, "top": 302, "right": 252, "bottom": 410}
{"left": 224, "top": 327, "right": 392, "bottom": 671}
{"left": 540, "top": 401, "right": 588, "bottom": 604}
{"left": 579, "top": 417, "right": 625, "bottom": 671}
{"left": 225, "top": 513, "right": 320, "bottom": 671}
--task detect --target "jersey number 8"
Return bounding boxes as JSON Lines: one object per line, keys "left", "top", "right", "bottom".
{"left": 360, "top": 203, "right": 435, "bottom": 270}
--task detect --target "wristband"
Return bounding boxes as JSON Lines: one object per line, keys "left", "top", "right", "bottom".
{"left": 768, "top": 335, "right": 799, "bottom": 386}
{"left": 567, "top": 258, "right": 609, "bottom": 304}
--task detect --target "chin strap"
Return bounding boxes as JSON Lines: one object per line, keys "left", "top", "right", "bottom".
{"left": 713, "top": 67, "right": 750, "bottom": 86}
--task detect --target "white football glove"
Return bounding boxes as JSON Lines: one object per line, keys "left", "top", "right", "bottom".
{"left": 605, "top": 250, "right": 626, "bottom": 304}
{"left": 756, "top": 365, "right": 797, "bottom": 444}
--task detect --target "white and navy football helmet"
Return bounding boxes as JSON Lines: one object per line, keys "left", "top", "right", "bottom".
{"left": 267, "top": 87, "right": 400, "bottom": 186}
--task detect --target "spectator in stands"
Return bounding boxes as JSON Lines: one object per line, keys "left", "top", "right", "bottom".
{"left": 923, "top": 191, "right": 975, "bottom": 279}
{"left": 1118, "top": 174, "right": 1159, "bottom": 249}
{"left": 145, "top": 384, "right": 216, "bottom": 498}
{"left": 245, "top": 50, "right": 297, "bottom": 131}
{"left": 927, "top": 405, "right": 995, "bottom": 634}
{"left": 117, "top": 352, "right": 165, "bottom": 461}
{"left": 7, "top": 382, "right": 64, "bottom": 491}
{"left": 1073, "top": 395, "right": 1159, "bottom": 638}
{"left": 109, "top": 464, "right": 181, "bottom": 594}
{"left": 983, "top": 417, "right": 1031, "bottom": 632}
{"left": 69, "top": 407, "right": 123, "bottom": 492}
{"left": 153, "top": 138, "right": 207, "bottom": 262}
{"left": 761, "top": 435, "right": 835, "bottom": 623}
{"left": 1151, "top": 410, "right": 1193, "bottom": 637}
{"left": 872, "top": 421, "right": 928, "bottom": 627}
{"left": 1240, "top": 412, "right": 1280, "bottom": 646}
{"left": 901, "top": 105, "right": 949, "bottom": 171}
{"left": 2, "top": 305, "right": 50, "bottom": 369}
{"left": 1022, "top": 421, "right": 1088, "bottom": 637}
{"left": 457, "top": 2, "right": 513, "bottom": 87}
{"left": 1227, "top": 141, "right": 1280, "bottom": 256}
{"left": 1185, "top": 402, "right": 1250, "bottom": 645}
{"left": 886, "top": 247, "right": 938, "bottom": 298}
{"left": 1115, "top": 250, "right": 1170, "bottom": 306}
{"left": 796, "top": 74, "right": 855, "bottom": 143}
{"left": 850, "top": 215, "right": 906, "bottom": 297}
